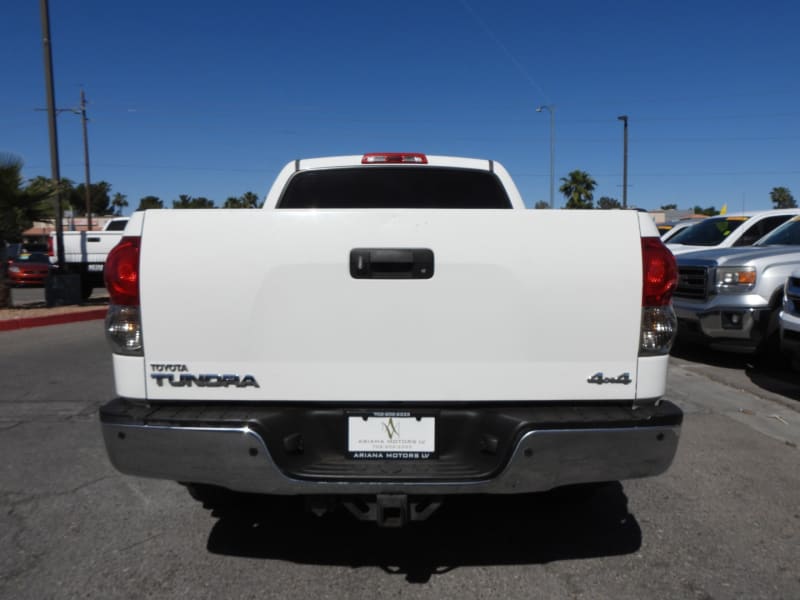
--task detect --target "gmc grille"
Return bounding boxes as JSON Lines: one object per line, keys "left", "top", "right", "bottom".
{"left": 675, "top": 266, "right": 710, "bottom": 300}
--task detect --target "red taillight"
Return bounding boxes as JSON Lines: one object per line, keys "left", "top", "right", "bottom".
{"left": 104, "top": 236, "right": 140, "bottom": 306}
{"left": 362, "top": 152, "right": 428, "bottom": 164}
{"left": 642, "top": 237, "right": 677, "bottom": 306}
{"left": 47, "top": 236, "right": 54, "bottom": 257}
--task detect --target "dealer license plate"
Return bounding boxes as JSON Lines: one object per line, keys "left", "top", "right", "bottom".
{"left": 347, "top": 413, "right": 436, "bottom": 460}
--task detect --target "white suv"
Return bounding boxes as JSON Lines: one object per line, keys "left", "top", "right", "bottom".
{"left": 667, "top": 209, "right": 800, "bottom": 255}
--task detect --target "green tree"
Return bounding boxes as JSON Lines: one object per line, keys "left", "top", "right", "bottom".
{"left": 597, "top": 196, "right": 621, "bottom": 210}
{"left": 71, "top": 181, "right": 112, "bottom": 216}
{"left": 660, "top": 203, "right": 678, "bottom": 210}
{"left": 559, "top": 170, "right": 597, "bottom": 209}
{"left": 533, "top": 200, "right": 550, "bottom": 209}
{"left": 28, "top": 177, "right": 81, "bottom": 216}
{"left": 0, "top": 154, "right": 54, "bottom": 307}
{"left": 111, "top": 193, "right": 128, "bottom": 216}
{"left": 136, "top": 196, "right": 163, "bottom": 211}
{"left": 693, "top": 205, "right": 719, "bottom": 216}
{"left": 241, "top": 191, "right": 260, "bottom": 208}
{"left": 1, "top": 158, "right": 53, "bottom": 242}
{"left": 173, "top": 195, "right": 214, "bottom": 209}
{"left": 770, "top": 186, "right": 797, "bottom": 208}
{"left": 223, "top": 191, "right": 260, "bottom": 208}
{"left": 27, "top": 175, "right": 73, "bottom": 199}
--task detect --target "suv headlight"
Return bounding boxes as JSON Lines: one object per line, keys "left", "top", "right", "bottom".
{"left": 716, "top": 266, "right": 756, "bottom": 292}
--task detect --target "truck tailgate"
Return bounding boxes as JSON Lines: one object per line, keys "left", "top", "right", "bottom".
{"left": 139, "top": 209, "right": 644, "bottom": 402}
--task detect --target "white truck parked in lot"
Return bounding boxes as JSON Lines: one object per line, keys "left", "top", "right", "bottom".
{"left": 99, "top": 153, "right": 681, "bottom": 526}
{"left": 49, "top": 217, "right": 128, "bottom": 299}
{"left": 666, "top": 209, "right": 800, "bottom": 255}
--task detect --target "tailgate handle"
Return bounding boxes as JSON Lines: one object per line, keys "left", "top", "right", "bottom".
{"left": 350, "top": 248, "right": 434, "bottom": 279}
{"left": 87, "top": 237, "right": 101, "bottom": 242}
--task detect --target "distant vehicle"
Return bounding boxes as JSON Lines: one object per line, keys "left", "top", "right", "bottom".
{"left": 48, "top": 217, "right": 129, "bottom": 299}
{"left": 672, "top": 215, "right": 800, "bottom": 354}
{"left": 657, "top": 224, "right": 670, "bottom": 235}
{"left": 667, "top": 209, "right": 800, "bottom": 255}
{"left": 660, "top": 221, "right": 697, "bottom": 243}
{"left": 779, "top": 268, "right": 800, "bottom": 370}
{"left": 102, "top": 218, "right": 130, "bottom": 231}
{"left": 2, "top": 242, "right": 23, "bottom": 262}
{"left": 6, "top": 252, "right": 54, "bottom": 287}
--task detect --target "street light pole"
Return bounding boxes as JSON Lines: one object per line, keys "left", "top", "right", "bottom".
{"left": 617, "top": 115, "right": 628, "bottom": 209}
{"left": 536, "top": 105, "right": 555, "bottom": 208}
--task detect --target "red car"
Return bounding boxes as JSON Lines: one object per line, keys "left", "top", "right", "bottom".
{"left": 5, "top": 252, "right": 54, "bottom": 287}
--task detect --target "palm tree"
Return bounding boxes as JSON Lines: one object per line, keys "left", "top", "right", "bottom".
{"left": 240, "top": 191, "right": 260, "bottom": 208}
{"left": 111, "top": 193, "right": 128, "bottom": 216}
{"left": 770, "top": 187, "right": 797, "bottom": 209}
{"left": 0, "top": 154, "right": 53, "bottom": 307}
{"left": 559, "top": 170, "right": 597, "bottom": 209}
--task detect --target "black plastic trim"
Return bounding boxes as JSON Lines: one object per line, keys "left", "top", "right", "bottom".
{"left": 350, "top": 248, "right": 434, "bottom": 279}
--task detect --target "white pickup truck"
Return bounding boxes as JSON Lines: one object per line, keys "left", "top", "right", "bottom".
{"left": 100, "top": 153, "right": 682, "bottom": 526}
{"left": 49, "top": 217, "right": 128, "bottom": 299}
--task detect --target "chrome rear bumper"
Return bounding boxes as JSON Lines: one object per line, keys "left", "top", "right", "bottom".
{"left": 100, "top": 399, "right": 681, "bottom": 495}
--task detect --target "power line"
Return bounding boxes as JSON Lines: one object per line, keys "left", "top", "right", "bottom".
{"left": 458, "top": 0, "right": 549, "bottom": 102}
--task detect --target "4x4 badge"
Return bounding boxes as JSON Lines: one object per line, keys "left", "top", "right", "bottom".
{"left": 587, "top": 372, "right": 632, "bottom": 385}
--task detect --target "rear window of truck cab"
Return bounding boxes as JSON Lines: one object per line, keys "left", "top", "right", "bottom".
{"left": 277, "top": 167, "right": 512, "bottom": 209}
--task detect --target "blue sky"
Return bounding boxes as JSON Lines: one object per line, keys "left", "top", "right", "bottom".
{"left": 2, "top": 0, "right": 799, "bottom": 213}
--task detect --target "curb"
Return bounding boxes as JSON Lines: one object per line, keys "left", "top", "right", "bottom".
{"left": 0, "top": 308, "right": 107, "bottom": 332}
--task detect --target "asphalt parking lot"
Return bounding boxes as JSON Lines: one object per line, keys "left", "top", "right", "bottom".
{"left": 8, "top": 286, "right": 108, "bottom": 307}
{"left": 0, "top": 311, "right": 798, "bottom": 599}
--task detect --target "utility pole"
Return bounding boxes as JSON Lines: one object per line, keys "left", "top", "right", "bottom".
{"left": 36, "top": 90, "right": 95, "bottom": 231}
{"left": 618, "top": 115, "right": 629, "bottom": 209}
{"left": 39, "top": 0, "right": 65, "bottom": 268}
{"left": 40, "top": 0, "right": 81, "bottom": 305}
{"left": 79, "top": 89, "right": 92, "bottom": 231}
